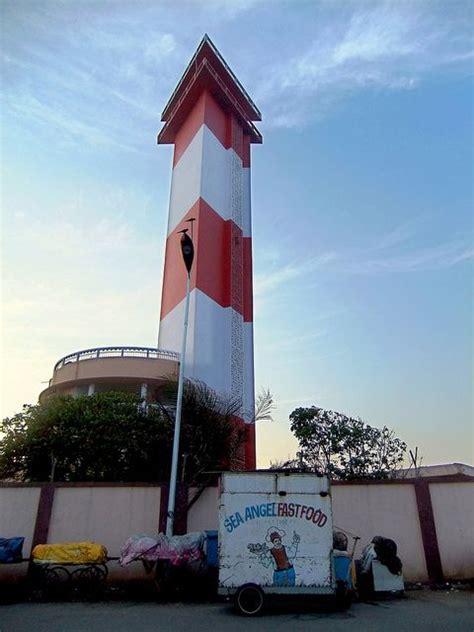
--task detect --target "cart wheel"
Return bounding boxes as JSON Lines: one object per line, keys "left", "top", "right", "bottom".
{"left": 235, "top": 584, "right": 265, "bottom": 616}
{"left": 72, "top": 565, "right": 105, "bottom": 600}
{"left": 33, "top": 566, "right": 70, "bottom": 601}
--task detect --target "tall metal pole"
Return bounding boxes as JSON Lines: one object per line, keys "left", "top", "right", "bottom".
{"left": 166, "top": 225, "right": 194, "bottom": 537}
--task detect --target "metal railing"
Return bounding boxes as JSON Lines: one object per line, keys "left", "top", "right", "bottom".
{"left": 54, "top": 346, "right": 180, "bottom": 372}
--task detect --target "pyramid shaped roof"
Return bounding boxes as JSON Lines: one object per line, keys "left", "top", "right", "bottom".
{"left": 158, "top": 35, "right": 262, "bottom": 145}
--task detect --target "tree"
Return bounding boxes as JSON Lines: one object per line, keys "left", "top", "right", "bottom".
{"left": 156, "top": 378, "right": 246, "bottom": 479}
{"left": 0, "top": 392, "right": 171, "bottom": 482}
{"left": 289, "top": 406, "right": 407, "bottom": 480}
{"left": 268, "top": 457, "right": 300, "bottom": 470}
{"left": 0, "top": 382, "right": 247, "bottom": 483}
{"left": 254, "top": 388, "right": 275, "bottom": 423}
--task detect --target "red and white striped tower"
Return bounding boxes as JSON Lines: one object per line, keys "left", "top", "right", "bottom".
{"left": 157, "top": 35, "right": 262, "bottom": 469}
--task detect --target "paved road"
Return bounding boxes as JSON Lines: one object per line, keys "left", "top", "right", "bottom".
{"left": 1, "top": 591, "right": 473, "bottom": 632}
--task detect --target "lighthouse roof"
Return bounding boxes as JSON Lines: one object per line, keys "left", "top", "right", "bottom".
{"left": 158, "top": 35, "right": 262, "bottom": 145}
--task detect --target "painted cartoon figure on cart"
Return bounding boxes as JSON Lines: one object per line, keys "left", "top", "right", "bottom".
{"left": 248, "top": 527, "right": 300, "bottom": 586}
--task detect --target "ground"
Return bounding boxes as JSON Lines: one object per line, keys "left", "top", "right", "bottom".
{"left": 1, "top": 590, "right": 473, "bottom": 632}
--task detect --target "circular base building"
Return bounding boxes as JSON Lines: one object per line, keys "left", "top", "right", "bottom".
{"left": 39, "top": 346, "right": 179, "bottom": 404}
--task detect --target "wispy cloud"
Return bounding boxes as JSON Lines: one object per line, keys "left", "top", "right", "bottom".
{"left": 349, "top": 239, "right": 473, "bottom": 274}
{"left": 6, "top": 92, "right": 141, "bottom": 153}
{"left": 367, "top": 218, "right": 423, "bottom": 251}
{"left": 256, "top": 3, "right": 473, "bottom": 127}
{"left": 0, "top": 0, "right": 263, "bottom": 153}
{"left": 1, "top": 2, "right": 183, "bottom": 152}
{"left": 200, "top": 0, "right": 260, "bottom": 19}
{"left": 2, "top": 1, "right": 471, "bottom": 146}
{"left": 348, "top": 216, "right": 473, "bottom": 273}
{"left": 254, "top": 220, "right": 472, "bottom": 302}
{"left": 254, "top": 252, "right": 338, "bottom": 297}
{"left": 259, "top": 331, "right": 327, "bottom": 355}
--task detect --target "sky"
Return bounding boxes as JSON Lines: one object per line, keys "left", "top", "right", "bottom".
{"left": 1, "top": 0, "right": 472, "bottom": 469}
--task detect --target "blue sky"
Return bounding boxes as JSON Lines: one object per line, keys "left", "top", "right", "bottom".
{"left": 1, "top": 0, "right": 472, "bottom": 467}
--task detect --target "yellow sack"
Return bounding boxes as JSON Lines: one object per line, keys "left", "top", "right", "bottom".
{"left": 32, "top": 542, "right": 107, "bottom": 564}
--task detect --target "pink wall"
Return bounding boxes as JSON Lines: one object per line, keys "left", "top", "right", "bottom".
{"left": 1, "top": 478, "right": 472, "bottom": 584}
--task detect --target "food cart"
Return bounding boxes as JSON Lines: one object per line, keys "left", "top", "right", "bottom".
{"left": 218, "top": 471, "right": 352, "bottom": 615}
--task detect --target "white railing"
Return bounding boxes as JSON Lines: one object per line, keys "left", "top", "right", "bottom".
{"left": 54, "top": 346, "right": 180, "bottom": 372}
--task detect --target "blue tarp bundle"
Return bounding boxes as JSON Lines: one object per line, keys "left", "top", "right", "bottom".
{"left": 0, "top": 537, "right": 25, "bottom": 563}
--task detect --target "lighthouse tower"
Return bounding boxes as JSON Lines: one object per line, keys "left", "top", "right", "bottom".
{"left": 157, "top": 35, "right": 262, "bottom": 469}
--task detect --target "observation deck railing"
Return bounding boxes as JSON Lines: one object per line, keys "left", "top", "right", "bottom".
{"left": 54, "top": 346, "right": 180, "bottom": 372}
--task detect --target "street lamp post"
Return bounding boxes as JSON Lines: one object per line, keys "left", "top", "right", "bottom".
{"left": 165, "top": 225, "right": 195, "bottom": 537}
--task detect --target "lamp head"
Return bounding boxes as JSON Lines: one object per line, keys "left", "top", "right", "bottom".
{"left": 179, "top": 229, "right": 194, "bottom": 274}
